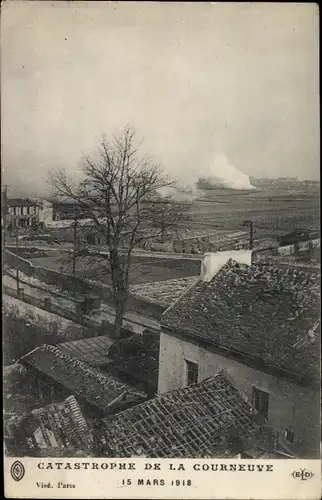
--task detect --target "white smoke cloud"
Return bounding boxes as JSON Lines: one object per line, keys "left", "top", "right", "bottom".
{"left": 157, "top": 183, "right": 199, "bottom": 202}
{"left": 159, "top": 153, "right": 254, "bottom": 201}
{"left": 200, "top": 154, "right": 255, "bottom": 190}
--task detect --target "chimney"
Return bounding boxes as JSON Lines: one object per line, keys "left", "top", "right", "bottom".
{"left": 200, "top": 250, "right": 252, "bottom": 282}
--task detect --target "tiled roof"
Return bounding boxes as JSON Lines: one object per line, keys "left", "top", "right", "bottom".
{"left": 57, "top": 336, "right": 113, "bottom": 367}
{"left": 7, "top": 197, "right": 38, "bottom": 207}
{"left": 130, "top": 277, "right": 198, "bottom": 307}
{"left": 162, "top": 260, "right": 320, "bottom": 383}
{"left": 4, "top": 396, "right": 92, "bottom": 455}
{"left": 97, "top": 371, "right": 261, "bottom": 458}
{"left": 21, "top": 345, "right": 146, "bottom": 410}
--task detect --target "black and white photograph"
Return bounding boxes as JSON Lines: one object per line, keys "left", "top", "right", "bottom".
{"left": 1, "top": 2, "right": 320, "bottom": 498}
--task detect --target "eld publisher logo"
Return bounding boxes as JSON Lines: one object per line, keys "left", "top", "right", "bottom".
{"left": 291, "top": 469, "right": 314, "bottom": 481}
{"left": 10, "top": 461, "right": 25, "bottom": 482}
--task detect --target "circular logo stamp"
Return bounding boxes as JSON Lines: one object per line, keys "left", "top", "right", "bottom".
{"left": 10, "top": 461, "right": 25, "bottom": 482}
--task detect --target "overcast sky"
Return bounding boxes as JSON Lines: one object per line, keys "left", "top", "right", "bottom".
{"left": 1, "top": 2, "right": 319, "bottom": 196}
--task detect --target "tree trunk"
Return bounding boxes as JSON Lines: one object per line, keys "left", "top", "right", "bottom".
{"left": 110, "top": 249, "right": 128, "bottom": 338}
{"left": 113, "top": 300, "right": 125, "bottom": 338}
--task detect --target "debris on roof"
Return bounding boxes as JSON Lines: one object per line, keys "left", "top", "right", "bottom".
{"left": 96, "top": 371, "right": 265, "bottom": 458}
{"left": 4, "top": 396, "right": 92, "bottom": 456}
{"left": 162, "top": 259, "right": 320, "bottom": 383}
{"left": 21, "top": 344, "right": 147, "bottom": 411}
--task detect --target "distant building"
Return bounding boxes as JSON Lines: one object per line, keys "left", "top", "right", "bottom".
{"left": 7, "top": 198, "right": 53, "bottom": 229}
{"left": 51, "top": 199, "right": 90, "bottom": 221}
{"left": 159, "top": 251, "right": 320, "bottom": 458}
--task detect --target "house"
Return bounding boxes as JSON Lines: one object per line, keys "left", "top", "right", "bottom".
{"left": 20, "top": 344, "right": 147, "bottom": 419}
{"left": 95, "top": 371, "right": 282, "bottom": 458}
{"left": 7, "top": 198, "right": 53, "bottom": 229}
{"left": 4, "top": 395, "right": 92, "bottom": 456}
{"left": 56, "top": 331, "right": 159, "bottom": 396}
{"left": 159, "top": 251, "right": 320, "bottom": 458}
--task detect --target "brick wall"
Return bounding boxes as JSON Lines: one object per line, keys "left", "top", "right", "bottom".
{"left": 158, "top": 330, "right": 320, "bottom": 458}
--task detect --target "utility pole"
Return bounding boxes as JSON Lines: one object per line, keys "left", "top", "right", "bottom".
{"left": 15, "top": 225, "right": 20, "bottom": 294}
{"left": 2, "top": 184, "right": 9, "bottom": 255}
{"left": 72, "top": 208, "right": 77, "bottom": 277}
{"left": 243, "top": 220, "right": 254, "bottom": 250}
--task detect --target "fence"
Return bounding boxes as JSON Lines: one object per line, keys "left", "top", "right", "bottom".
{"left": 4, "top": 249, "right": 165, "bottom": 322}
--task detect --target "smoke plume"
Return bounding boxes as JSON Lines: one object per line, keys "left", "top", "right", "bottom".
{"left": 198, "top": 154, "right": 255, "bottom": 190}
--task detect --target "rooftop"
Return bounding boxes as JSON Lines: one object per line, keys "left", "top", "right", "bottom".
{"left": 21, "top": 344, "right": 146, "bottom": 410}
{"left": 4, "top": 395, "right": 92, "bottom": 455}
{"left": 98, "top": 371, "right": 264, "bottom": 458}
{"left": 7, "top": 197, "right": 38, "bottom": 207}
{"left": 130, "top": 277, "right": 198, "bottom": 307}
{"left": 57, "top": 336, "right": 113, "bottom": 367}
{"left": 162, "top": 259, "right": 320, "bottom": 384}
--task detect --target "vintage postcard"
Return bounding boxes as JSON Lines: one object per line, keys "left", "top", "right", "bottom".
{"left": 1, "top": 1, "right": 320, "bottom": 499}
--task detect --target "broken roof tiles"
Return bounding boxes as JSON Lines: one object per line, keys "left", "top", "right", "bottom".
{"left": 21, "top": 344, "right": 147, "bottom": 410}
{"left": 161, "top": 259, "right": 320, "bottom": 383}
{"left": 98, "top": 371, "right": 261, "bottom": 458}
{"left": 4, "top": 396, "right": 93, "bottom": 455}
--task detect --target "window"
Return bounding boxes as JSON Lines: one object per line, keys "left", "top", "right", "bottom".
{"left": 27, "top": 206, "right": 30, "bottom": 215}
{"left": 34, "top": 206, "right": 37, "bottom": 214}
{"left": 284, "top": 429, "right": 295, "bottom": 443}
{"left": 185, "top": 360, "right": 198, "bottom": 386}
{"left": 252, "top": 387, "right": 269, "bottom": 420}
{"left": 20, "top": 207, "right": 24, "bottom": 215}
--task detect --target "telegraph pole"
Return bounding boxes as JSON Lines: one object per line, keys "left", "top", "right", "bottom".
{"left": 243, "top": 220, "right": 254, "bottom": 250}
{"left": 2, "top": 184, "right": 9, "bottom": 254}
{"left": 72, "top": 208, "right": 77, "bottom": 277}
{"left": 15, "top": 225, "right": 20, "bottom": 293}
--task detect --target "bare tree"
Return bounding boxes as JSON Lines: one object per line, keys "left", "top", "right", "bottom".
{"left": 48, "top": 126, "right": 188, "bottom": 337}
{"left": 148, "top": 196, "right": 191, "bottom": 244}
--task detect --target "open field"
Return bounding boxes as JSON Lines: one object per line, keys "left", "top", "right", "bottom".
{"left": 186, "top": 187, "right": 320, "bottom": 235}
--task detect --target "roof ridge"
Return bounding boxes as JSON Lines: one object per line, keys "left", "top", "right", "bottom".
{"left": 161, "top": 275, "right": 201, "bottom": 319}
{"left": 24, "top": 343, "right": 144, "bottom": 396}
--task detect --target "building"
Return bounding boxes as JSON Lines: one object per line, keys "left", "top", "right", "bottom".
{"left": 4, "top": 395, "right": 93, "bottom": 456}
{"left": 56, "top": 332, "right": 160, "bottom": 397}
{"left": 96, "top": 371, "right": 286, "bottom": 458}
{"left": 7, "top": 198, "right": 53, "bottom": 229}
{"left": 159, "top": 251, "right": 320, "bottom": 458}
{"left": 20, "top": 344, "right": 147, "bottom": 419}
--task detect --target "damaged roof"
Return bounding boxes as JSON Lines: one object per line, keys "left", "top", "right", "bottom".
{"left": 98, "top": 371, "right": 261, "bottom": 458}
{"left": 161, "top": 260, "right": 320, "bottom": 383}
{"left": 4, "top": 396, "right": 92, "bottom": 455}
{"left": 21, "top": 344, "right": 146, "bottom": 410}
